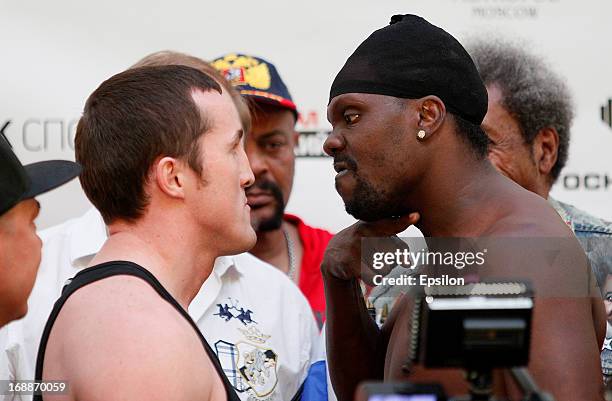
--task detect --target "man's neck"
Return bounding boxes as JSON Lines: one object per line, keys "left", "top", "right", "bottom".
{"left": 250, "top": 224, "right": 289, "bottom": 271}
{"left": 92, "top": 218, "right": 216, "bottom": 310}
{"left": 541, "top": 185, "right": 551, "bottom": 200}
{"left": 249, "top": 218, "right": 304, "bottom": 279}
{"left": 413, "top": 157, "right": 510, "bottom": 237}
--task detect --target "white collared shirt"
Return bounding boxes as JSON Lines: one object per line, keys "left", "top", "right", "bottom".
{"left": 191, "top": 253, "right": 320, "bottom": 400}
{"left": 0, "top": 208, "right": 320, "bottom": 401}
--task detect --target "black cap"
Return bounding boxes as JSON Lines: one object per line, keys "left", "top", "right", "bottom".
{"left": 0, "top": 134, "right": 81, "bottom": 216}
{"left": 329, "top": 14, "right": 488, "bottom": 126}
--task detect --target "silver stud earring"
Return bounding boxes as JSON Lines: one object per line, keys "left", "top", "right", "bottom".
{"left": 417, "top": 130, "right": 426, "bottom": 140}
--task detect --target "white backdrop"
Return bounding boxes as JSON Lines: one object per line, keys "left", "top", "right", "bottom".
{"left": 1, "top": 0, "right": 610, "bottom": 232}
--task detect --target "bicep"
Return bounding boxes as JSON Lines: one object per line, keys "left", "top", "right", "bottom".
{"left": 527, "top": 298, "right": 603, "bottom": 401}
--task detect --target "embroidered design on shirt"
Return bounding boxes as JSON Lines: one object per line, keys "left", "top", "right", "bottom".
{"left": 214, "top": 303, "right": 234, "bottom": 321}
{"left": 213, "top": 298, "right": 258, "bottom": 325}
{"left": 238, "top": 326, "right": 271, "bottom": 344}
{"left": 236, "top": 307, "right": 256, "bottom": 325}
{"left": 212, "top": 297, "right": 280, "bottom": 399}
{"left": 214, "top": 340, "right": 279, "bottom": 398}
{"left": 215, "top": 340, "right": 246, "bottom": 391}
{"left": 237, "top": 342, "right": 278, "bottom": 397}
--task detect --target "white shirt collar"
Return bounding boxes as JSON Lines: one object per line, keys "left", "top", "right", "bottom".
{"left": 188, "top": 255, "right": 241, "bottom": 321}
{"left": 68, "top": 208, "right": 107, "bottom": 267}
{"left": 65, "top": 207, "right": 246, "bottom": 279}
{"left": 214, "top": 254, "right": 240, "bottom": 277}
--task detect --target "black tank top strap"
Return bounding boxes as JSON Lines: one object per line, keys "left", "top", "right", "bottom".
{"left": 34, "top": 261, "right": 241, "bottom": 401}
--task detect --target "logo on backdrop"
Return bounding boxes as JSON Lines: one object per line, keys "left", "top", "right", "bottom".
{"left": 0, "top": 120, "right": 10, "bottom": 140}
{"left": 296, "top": 109, "right": 330, "bottom": 158}
{"left": 562, "top": 173, "right": 611, "bottom": 191}
{"left": 1, "top": 117, "right": 78, "bottom": 152}
{"left": 455, "top": 0, "right": 561, "bottom": 20}
{"left": 4, "top": 113, "right": 331, "bottom": 158}
{"left": 296, "top": 131, "right": 330, "bottom": 158}
{"left": 601, "top": 98, "right": 612, "bottom": 130}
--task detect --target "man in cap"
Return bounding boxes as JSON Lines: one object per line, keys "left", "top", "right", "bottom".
{"left": 468, "top": 38, "right": 612, "bottom": 385}
{"left": 212, "top": 54, "right": 333, "bottom": 327}
{"left": 0, "top": 133, "right": 80, "bottom": 329}
{"left": 321, "top": 14, "right": 604, "bottom": 401}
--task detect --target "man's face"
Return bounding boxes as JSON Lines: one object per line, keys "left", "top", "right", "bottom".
{"left": 244, "top": 104, "right": 297, "bottom": 232}
{"left": 482, "top": 85, "right": 540, "bottom": 193}
{"left": 0, "top": 199, "right": 41, "bottom": 326}
{"left": 324, "top": 93, "right": 417, "bottom": 222}
{"left": 184, "top": 89, "right": 256, "bottom": 255}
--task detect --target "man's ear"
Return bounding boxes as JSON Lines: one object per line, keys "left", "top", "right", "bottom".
{"left": 532, "top": 127, "right": 559, "bottom": 177}
{"left": 154, "top": 156, "right": 186, "bottom": 199}
{"left": 416, "top": 95, "right": 446, "bottom": 138}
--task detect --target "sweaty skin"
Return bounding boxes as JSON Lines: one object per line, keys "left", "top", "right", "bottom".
{"left": 322, "top": 93, "right": 604, "bottom": 401}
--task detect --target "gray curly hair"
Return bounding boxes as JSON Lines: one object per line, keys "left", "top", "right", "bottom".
{"left": 467, "top": 39, "right": 574, "bottom": 182}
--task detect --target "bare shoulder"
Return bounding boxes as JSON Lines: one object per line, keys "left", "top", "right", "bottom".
{"left": 45, "top": 275, "right": 218, "bottom": 401}
{"left": 486, "top": 188, "right": 573, "bottom": 238}
{"left": 477, "top": 191, "right": 592, "bottom": 299}
{"left": 473, "top": 188, "right": 603, "bottom": 398}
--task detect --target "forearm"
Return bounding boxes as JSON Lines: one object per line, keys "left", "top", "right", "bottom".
{"left": 324, "top": 273, "right": 386, "bottom": 401}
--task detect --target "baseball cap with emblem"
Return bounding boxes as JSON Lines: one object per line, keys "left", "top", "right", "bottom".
{"left": 211, "top": 53, "right": 297, "bottom": 118}
{"left": 0, "top": 132, "right": 81, "bottom": 216}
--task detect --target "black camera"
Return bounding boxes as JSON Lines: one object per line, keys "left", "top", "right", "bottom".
{"left": 414, "top": 282, "right": 533, "bottom": 370}
{"left": 361, "top": 281, "right": 554, "bottom": 401}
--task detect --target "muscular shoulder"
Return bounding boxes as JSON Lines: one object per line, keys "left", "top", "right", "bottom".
{"left": 56, "top": 274, "right": 167, "bottom": 319}
{"left": 486, "top": 189, "right": 574, "bottom": 238}
{"left": 470, "top": 190, "right": 594, "bottom": 299}
{"left": 47, "top": 275, "right": 215, "bottom": 400}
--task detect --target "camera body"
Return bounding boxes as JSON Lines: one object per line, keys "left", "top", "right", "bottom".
{"left": 416, "top": 282, "right": 533, "bottom": 369}
{"left": 360, "top": 282, "right": 545, "bottom": 401}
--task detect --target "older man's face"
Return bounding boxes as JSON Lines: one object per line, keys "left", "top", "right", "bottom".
{"left": 482, "top": 85, "right": 541, "bottom": 194}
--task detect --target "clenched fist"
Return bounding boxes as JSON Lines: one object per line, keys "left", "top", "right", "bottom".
{"left": 321, "top": 213, "right": 420, "bottom": 285}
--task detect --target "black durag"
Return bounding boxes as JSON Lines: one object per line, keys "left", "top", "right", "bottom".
{"left": 329, "top": 14, "right": 488, "bottom": 126}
